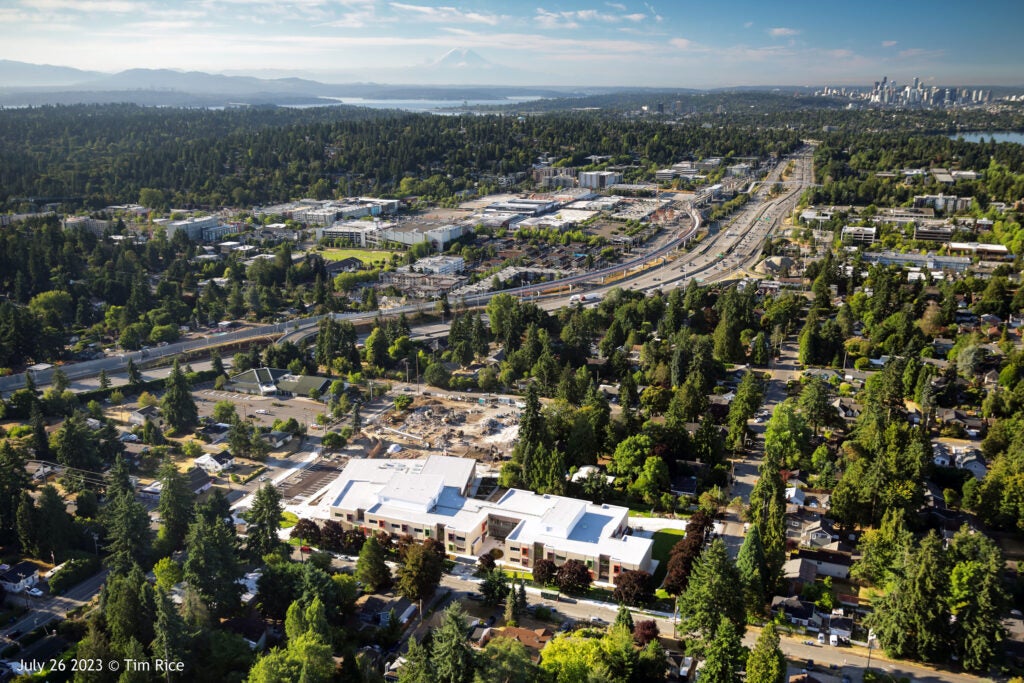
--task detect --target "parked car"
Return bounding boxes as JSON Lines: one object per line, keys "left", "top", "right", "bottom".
{"left": 25, "top": 588, "right": 43, "bottom": 597}
{"left": 467, "top": 592, "right": 484, "bottom": 601}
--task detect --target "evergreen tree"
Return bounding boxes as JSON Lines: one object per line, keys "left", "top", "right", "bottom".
{"left": 736, "top": 524, "right": 767, "bottom": 615}
{"left": 516, "top": 579, "right": 528, "bottom": 615}
{"left": 30, "top": 403, "right": 49, "bottom": 459}
{"left": 355, "top": 535, "right": 392, "bottom": 593}
{"left": 504, "top": 588, "right": 518, "bottom": 627}
{"left": 866, "top": 531, "right": 950, "bottom": 662}
{"left": 0, "top": 442, "right": 28, "bottom": 541}
{"left": 104, "top": 566, "right": 156, "bottom": 654}
{"left": 36, "top": 484, "right": 72, "bottom": 562}
{"left": 15, "top": 492, "right": 36, "bottom": 556}
{"left": 161, "top": 358, "right": 198, "bottom": 432}
{"left": 98, "top": 368, "right": 111, "bottom": 390}
{"left": 126, "top": 358, "right": 142, "bottom": 386}
{"left": 156, "top": 456, "right": 195, "bottom": 554}
{"left": 431, "top": 602, "right": 475, "bottom": 683}
{"left": 152, "top": 589, "right": 190, "bottom": 682}
{"left": 245, "top": 483, "right": 282, "bottom": 559}
{"left": 398, "top": 636, "right": 434, "bottom": 683}
{"left": 183, "top": 512, "right": 243, "bottom": 617}
{"left": 746, "top": 624, "right": 786, "bottom": 683}
{"left": 105, "top": 490, "right": 152, "bottom": 575}
{"left": 700, "top": 617, "right": 745, "bottom": 683}
{"left": 676, "top": 539, "right": 745, "bottom": 648}
{"left": 748, "top": 459, "right": 786, "bottom": 592}
{"left": 614, "top": 603, "right": 634, "bottom": 631}
{"left": 210, "top": 349, "right": 226, "bottom": 377}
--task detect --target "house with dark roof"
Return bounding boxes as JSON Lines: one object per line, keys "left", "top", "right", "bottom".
{"left": 793, "top": 549, "right": 853, "bottom": 579}
{"left": 186, "top": 467, "right": 213, "bottom": 495}
{"left": 771, "top": 595, "right": 822, "bottom": 628}
{"left": 0, "top": 561, "right": 39, "bottom": 593}
{"left": 129, "top": 404, "right": 162, "bottom": 426}
{"left": 194, "top": 451, "right": 235, "bottom": 474}
{"left": 260, "top": 431, "right": 294, "bottom": 450}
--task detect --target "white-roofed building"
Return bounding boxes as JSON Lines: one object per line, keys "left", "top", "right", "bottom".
{"left": 299, "top": 455, "right": 653, "bottom": 581}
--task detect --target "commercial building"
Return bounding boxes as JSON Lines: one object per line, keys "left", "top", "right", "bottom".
{"left": 164, "top": 216, "right": 236, "bottom": 242}
{"left": 859, "top": 250, "right": 970, "bottom": 272}
{"left": 409, "top": 255, "right": 466, "bottom": 275}
{"left": 913, "top": 194, "right": 974, "bottom": 213}
{"left": 578, "top": 171, "right": 623, "bottom": 190}
{"left": 297, "top": 455, "right": 653, "bottom": 580}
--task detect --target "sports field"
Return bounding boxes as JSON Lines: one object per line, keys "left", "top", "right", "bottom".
{"left": 319, "top": 248, "right": 402, "bottom": 266}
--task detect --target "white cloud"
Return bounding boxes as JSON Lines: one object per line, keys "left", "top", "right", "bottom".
{"left": 535, "top": 9, "right": 578, "bottom": 30}
{"left": 20, "top": 0, "right": 143, "bottom": 11}
{"left": 624, "top": 13, "right": 645, "bottom": 22}
{"left": 743, "top": 21, "right": 753, "bottom": 28}
{"left": 768, "top": 27, "right": 800, "bottom": 37}
{"left": 881, "top": 40, "right": 898, "bottom": 47}
{"left": 605, "top": 1, "right": 626, "bottom": 9}
{"left": 669, "top": 37, "right": 694, "bottom": 50}
{"left": 899, "top": 47, "right": 944, "bottom": 59}
{"left": 389, "top": 3, "right": 501, "bottom": 26}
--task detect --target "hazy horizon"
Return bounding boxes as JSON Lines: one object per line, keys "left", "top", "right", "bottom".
{"left": 1, "top": 1, "right": 1022, "bottom": 89}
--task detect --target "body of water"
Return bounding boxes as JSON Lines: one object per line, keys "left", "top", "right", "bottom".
{"left": 285, "top": 96, "right": 543, "bottom": 112}
{"left": 949, "top": 131, "right": 1024, "bottom": 144}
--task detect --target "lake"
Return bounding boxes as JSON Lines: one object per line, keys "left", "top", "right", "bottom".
{"left": 286, "top": 96, "right": 544, "bottom": 112}
{"left": 948, "top": 131, "right": 1024, "bottom": 144}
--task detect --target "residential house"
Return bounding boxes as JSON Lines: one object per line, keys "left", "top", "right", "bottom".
{"left": 194, "top": 452, "right": 235, "bottom": 474}
{"left": 771, "top": 596, "right": 822, "bottom": 628}
{"left": 801, "top": 519, "right": 840, "bottom": 549}
{"left": 222, "top": 615, "right": 269, "bottom": 650}
{"left": 786, "top": 487, "right": 807, "bottom": 507}
{"left": 957, "top": 451, "right": 988, "bottom": 480}
{"left": 828, "top": 616, "right": 854, "bottom": 640}
{"left": 792, "top": 549, "right": 852, "bottom": 579}
{"left": 186, "top": 467, "right": 213, "bottom": 496}
{"left": 260, "top": 431, "right": 294, "bottom": 450}
{"left": 832, "top": 397, "right": 862, "bottom": 420}
{"left": 129, "top": 405, "right": 162, "bottom": 427}
{"left": 478, "top": 627, "right": 553, "bottom": 663}
{"left": 782, "top": 557, "right": 818, "bottom": 594}
{"left": 0, "top": 561, "right": 39, "bottom": 593}
{"left": 932, "top": 443, "right": 952, "bottom": 467}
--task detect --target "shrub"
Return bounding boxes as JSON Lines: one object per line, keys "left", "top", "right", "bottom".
{"left": 49, "top": 557, "right": 102, "bottom": 595}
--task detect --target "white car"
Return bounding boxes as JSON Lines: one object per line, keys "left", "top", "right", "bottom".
{"left": 254, "top": 409, "right": 270, "bottom": 415}
{"left": 25, "top": 588, "right": 43, "bottom": 597}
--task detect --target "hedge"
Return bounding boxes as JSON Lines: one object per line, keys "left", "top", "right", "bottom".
{"left": 48, "top": 556, "right": 102, "bottom": 595}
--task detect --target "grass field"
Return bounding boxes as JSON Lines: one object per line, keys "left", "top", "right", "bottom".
{"left": 319, "top": 248, "right": 402, "bottom": 266}
{"left": 651, "top": 528, "right": 687, "bottom": 586}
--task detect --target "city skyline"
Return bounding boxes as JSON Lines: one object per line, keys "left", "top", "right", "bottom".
{"left": 1, "top": 0, "right": 1021, "bottom": 88}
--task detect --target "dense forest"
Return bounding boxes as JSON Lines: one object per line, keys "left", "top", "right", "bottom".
{"left": 0, "top": 103, "right": 803, "bottom": 211}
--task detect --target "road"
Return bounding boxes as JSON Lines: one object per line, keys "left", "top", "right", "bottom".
{"left": 2, "top": 149, "right": 814, "bottom": 396}
{"left": 1, "top": 569, "right": 108, "bottom": 661}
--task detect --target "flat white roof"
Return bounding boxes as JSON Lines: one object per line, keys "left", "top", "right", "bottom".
{"left": 298, "top": 456, "right": 651, "bottom": 565}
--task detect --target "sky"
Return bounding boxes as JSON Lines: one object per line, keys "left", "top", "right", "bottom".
{"left": 1, "top": 0, "right": 1022, "bottom": 88}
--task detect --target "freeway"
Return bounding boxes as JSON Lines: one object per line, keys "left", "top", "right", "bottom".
{"left": 1, "top": 148, "right": 813, "bottom": 394}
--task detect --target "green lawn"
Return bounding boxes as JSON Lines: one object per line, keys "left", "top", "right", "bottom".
{"left": 651, "top": 528, "right": 687, "bottom": 586}
{"left": 319, "top": 248, "right": 402, "bottom": 266}
{"left": 280, "top": 511, "right": 299, "bottom": 529}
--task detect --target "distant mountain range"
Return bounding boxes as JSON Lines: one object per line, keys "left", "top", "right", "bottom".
{"left": 0, "top": 53, "right": 584, "bottom": 107}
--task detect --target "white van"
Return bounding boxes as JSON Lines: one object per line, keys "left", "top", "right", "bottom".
{"left": 817, "top": 633, "right": 825, "bottom": 644}
{"left": 829, "top": 634, "right": 838, "bottom": 647}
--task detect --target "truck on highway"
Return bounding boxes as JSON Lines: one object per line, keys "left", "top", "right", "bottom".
{"left": 569, "top": 293, "right": 602, "bottom": 305}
